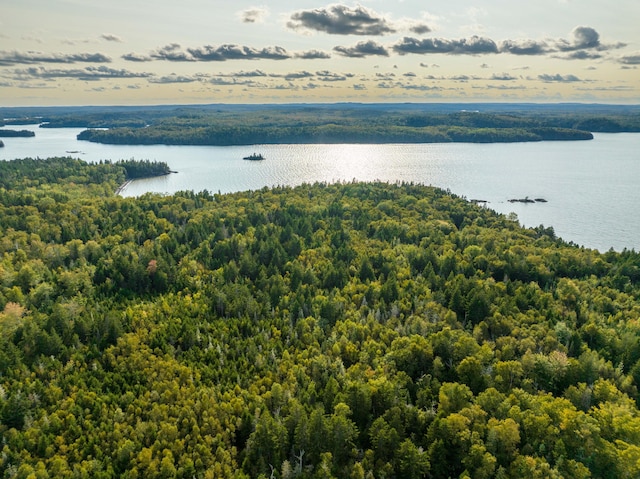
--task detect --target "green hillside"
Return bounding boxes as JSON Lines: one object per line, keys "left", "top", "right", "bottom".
{"left": 1, "top": 157, "right": 640, "bottom": 478}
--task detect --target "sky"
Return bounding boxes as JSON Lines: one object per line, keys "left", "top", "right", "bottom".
{"left": 1, "top": 0, "right": 639, "bottom": 106}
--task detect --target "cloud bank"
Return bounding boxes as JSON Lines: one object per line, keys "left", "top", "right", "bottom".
{"left": 393, "top": 36, "right": 499, "bottom": 55}
{"left": 128, "top": 43, "right": 293, "bottom": 62}
{"left": 10, "top": 65, "right": 151, "bottom": 81}
{"left": 334, "top": 40, "right": 389, "bottom": 58}
{"left": 0, "top": 51, "right": 111, "bottom": 66}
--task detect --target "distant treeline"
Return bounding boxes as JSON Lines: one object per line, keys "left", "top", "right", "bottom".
{"left": 0, "top": 129, "right": 35, "bottom": 138}
{"left": 2, "top": 118, "right": 43, "bottom": 126}
{"left": 42, "top": 117, "right": 148, "bottom": 128}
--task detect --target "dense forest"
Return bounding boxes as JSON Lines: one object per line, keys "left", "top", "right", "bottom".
{"left": 1, "top": 157, "right": 640, "bottom": 478}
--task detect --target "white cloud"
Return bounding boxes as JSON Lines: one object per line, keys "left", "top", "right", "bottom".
{"left": 239, "top": 7, "right": 269, "bottom": 24}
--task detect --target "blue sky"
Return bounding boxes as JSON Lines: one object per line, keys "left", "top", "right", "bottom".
{"left": 1, "top": 0, "right": 639, "bottom": 105}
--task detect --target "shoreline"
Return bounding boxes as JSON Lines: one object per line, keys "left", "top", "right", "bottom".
{"left": 114, "top": 179, "right": 132, "bottom": 196}
{"left": 114, "top": 171, "right": 177, "bottom": 196}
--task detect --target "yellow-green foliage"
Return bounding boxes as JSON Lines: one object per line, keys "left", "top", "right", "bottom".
{"left": 0, "top": 157, "right": 640, "bottom": 478}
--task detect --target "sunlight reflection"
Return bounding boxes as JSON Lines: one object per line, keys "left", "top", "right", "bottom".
{"left": 327, "top": 144, "right": 382, "bottom": 182}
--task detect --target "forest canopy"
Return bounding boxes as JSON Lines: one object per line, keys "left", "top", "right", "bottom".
{"left": 1, "top": 157, "right": 640, "bottom": 478}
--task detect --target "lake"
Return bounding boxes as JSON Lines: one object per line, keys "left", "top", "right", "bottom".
{"left": 1, "top": 125, "right": 639, "bottom": 252}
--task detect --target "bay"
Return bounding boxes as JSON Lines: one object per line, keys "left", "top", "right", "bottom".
{"left": 1, "top": 125, "right": 639, "bottom": 252}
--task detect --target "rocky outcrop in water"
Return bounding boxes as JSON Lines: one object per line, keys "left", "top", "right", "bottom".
{"left": 508, "top": 196, "right": 547, "bottom": 203}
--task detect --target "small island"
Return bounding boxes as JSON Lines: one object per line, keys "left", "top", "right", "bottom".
{"left": 0, "top": 129, "right": 35, "bottom": 138}
{"left": 113, "top": 159, "right": 176, "bottom": 195}
{"left": 243, "top": 153, "right": 265, "bottom": 161}
{"left": 0, "top": 140, "right": 4, "bottom": 148}
{"left": 508, "top": 196, "right": 547, "bottom": 203}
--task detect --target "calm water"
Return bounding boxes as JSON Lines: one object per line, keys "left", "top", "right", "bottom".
{"left": 1, "top": 125, "right": 639, "bottom": 252}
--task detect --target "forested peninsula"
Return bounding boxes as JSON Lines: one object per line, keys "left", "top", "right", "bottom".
{"left": 1, "top": 157, "right": 640, "bottom": 478}
{"left": 77, "top": 122, "right": 592, "bottom": 145}
{"left": 75, "top": 109, "right": 598, "bottom": 146}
